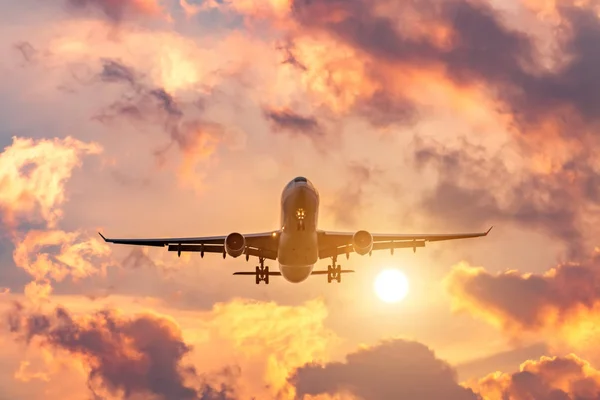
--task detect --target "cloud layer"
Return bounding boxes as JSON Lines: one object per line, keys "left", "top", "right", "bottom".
{"left": 2, "top": 0, "right": 600, "bottom": 398}
{"left": 7, "top": 302, "right": 234, "bottom": 399}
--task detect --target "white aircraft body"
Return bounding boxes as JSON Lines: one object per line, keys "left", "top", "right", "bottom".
{"left": 100, "top": 177, "right": 492, "bottom": 284}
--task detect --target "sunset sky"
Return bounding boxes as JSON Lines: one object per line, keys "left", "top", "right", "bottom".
{"left": 1, "top": 0, "right": 600, "bottom": 399}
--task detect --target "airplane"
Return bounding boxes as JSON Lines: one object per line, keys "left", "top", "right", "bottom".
{"left": 99, "top": 176, "right": 492, "bottom": 285}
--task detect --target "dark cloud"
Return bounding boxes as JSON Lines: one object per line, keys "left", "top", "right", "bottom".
{"left": 97, "top": 58, "right": 137, "bottom": 85}
{"left": 288, "top": 0, "right": 600, "bottom": 230}
{"left": 276, "top": 40, "right": 308, "bottom": 71}
{"left": 290, "top": 338, "right": 479, "bottom": 400}
{"left": 291, "top": 0, "right": 600, "bottom": 131}
{"left": 263, "top": 107, "right": 323, "bottom": 137}
{"left": 6, "top": 303, "right": 236, "bottom": 400}
{"left": 470, "top": 354, "right": 600, "bottom": 399}
{"left": 13, "top": 42, "right": 38, "bottom": 65}
{"left": 326, "top": 163, "right": 385, "bottom": 226}
{"left": 121, "top": 247, "right": 157, "bottom": 269}
{"left": 354, "top": 90, "right": 417, "bottom": 128}
{"left": 291, "top": 337, "right": 600, "bottom": 399}
{"left": 91, "top": 59, "right": 224, "bottom": 169}
{"left": 412, "top": 137, "right": 594, "bottom": 257}
{"left": 446, "top": 251, "right": 600, "bottom": 332}
{"left": 65, "top": 0, "right": 161, "bottom": 22}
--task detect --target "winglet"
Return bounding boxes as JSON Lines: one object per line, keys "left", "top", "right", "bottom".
{"left": 98, "top": 232, "right": 107, "bottom": 241}
{"left": 485, "top": 226, "right": 493, "bottom": 235}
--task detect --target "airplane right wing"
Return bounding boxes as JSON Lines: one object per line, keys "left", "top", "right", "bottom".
{"left": 318, "top": 226, "right": 493, "bottom": 259}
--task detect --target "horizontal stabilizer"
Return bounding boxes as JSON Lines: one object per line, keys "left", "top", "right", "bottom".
{"left": 233, "top": 269, "right": 354, "bottom": 276}
{"left": 233, "top": 271, "right": 282, "bottom": 276}
{"left": 310, "top": 269, "right": 355, "bottom": 275}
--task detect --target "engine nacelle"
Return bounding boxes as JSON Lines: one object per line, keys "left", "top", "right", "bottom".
{"left": 225, "top": 232, "right": 246, "bottom": 258}
{"left": 352, "top": 230, "right": 373, "bottom": 255}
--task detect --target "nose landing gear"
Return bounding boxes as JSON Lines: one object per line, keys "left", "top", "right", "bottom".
{"left": 255, "top": 257, "right": 269, "bottom": 285}
{"left": 327, "top": 256, "right": 341, "bottom": 283}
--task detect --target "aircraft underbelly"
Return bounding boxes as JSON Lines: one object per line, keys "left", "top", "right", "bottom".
{"left": 278, "top": 232, "right": 318, "bottom": 283}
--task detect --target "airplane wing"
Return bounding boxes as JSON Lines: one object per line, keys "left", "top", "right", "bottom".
{"left": 98, "top": 231, "right": 279, "bottom": 260}
{"left": 318, "top": 226, "right": 493, "bottom": 259}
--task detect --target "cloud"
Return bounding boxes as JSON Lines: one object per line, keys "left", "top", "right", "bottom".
{"left": 0, "top": 136, "right": 112, "bottom": 295}
{"left": 467, "top": 354, "right": 600, "bottom": 400}
{"left": 6, "top": 302, "right": 235, "bottom": 400}
{"left": 12, "top": 229, "right": 112, "bottom": 283}
{"left": 289, "top": 0, "right": 600, "bottom": 128}
{"left": 411, "top": 136, "right": 598, "bottom": 257}
{"left": 0, "top": 136, "right": 102, "bottom": 230}
{"left": 263, "top": 107, "right": 323, "bottom": 138}
{"left": 276, "top": 34, "right": 418, "bottom": 126}
{"left": 87, "top": 58, "right": 228, "bottom": 192}
{"left": 290, "top": 338, "right": 479, "bottom": 400}
{"left": 65, "top": 0, "right": 164, "bottom": 22}
{"left": 291, "top": 338, "right": 600, "bottom": 400}
{"left": 0, "top": 295, "right": 339, "bottom": 399}
{"left": 96, "top": 58, "right": 137, "bottom": 85}
{"left": 445, "top": 253, "right": 600, "bottom": 352}
{"left": 180, "top": 0, "right": 292, "bottom": 22}
{"left": 325, "top": 163, "right": 385, "bottom": 227}
{"left": 205, "top": 298, "right": 338, "bottom": 398}
{"left": 8, "top": 1, "right": 600, "bottom": 398}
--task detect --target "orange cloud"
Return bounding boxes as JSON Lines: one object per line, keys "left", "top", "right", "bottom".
{"left": 198, "top": 298, "right": 338, "bottom": 398}
{"left": 66, "top": 0, "right": 165, "bottom": 22}
{"left": 0, "top": 136, "right": 112, "bottom": 299}
{"left": 6, "top": 303, "right": 226, "bottom": 399}
{"left": 22, "top": 281, "right": 53, "bottom": 305}
{"left": 43, "top": 20, "right": 244, "bottom": 94}
{"left": 180, "top": 0, "right": 292, "bottom": 22}
{"left": 466, "top": 354, "right": 600, "bottom": 399}
{"left": 12, "top": 230, "right": 112, "bottom": 284}
{"left": 1, "top": 295, "right": 339, "bottom": 399}
{"left": 29, "top": 24, "right": 264, "bottom": 191}
{"left": 291, "top": 338, "right": 480, "bottom": 400}
{"left": 6, "top": 292, "right": 600, "bottom": 400}
{"left": 153, "top": 119, "right": 224, "bottom": 194}
{"left": 444, "top": 257, "right": 600, "bottom": 355}
{"left": 0, "top": 136, "right": 101, "bottom": 229}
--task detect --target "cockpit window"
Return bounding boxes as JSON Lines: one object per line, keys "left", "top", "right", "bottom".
{"left": 294, "top": 176, "right": 308, "bottom": 183}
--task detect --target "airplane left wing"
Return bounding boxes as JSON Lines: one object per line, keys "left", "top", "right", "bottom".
{"left": 318, "top": 226, "right": 492, "bottom": 259}
{"left": 98, "top": 231, "right": 279, "bottom": 260}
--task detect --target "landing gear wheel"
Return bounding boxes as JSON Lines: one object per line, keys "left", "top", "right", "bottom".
{"left": 255, "top": 258, "right": 269, "bottom": 285}
{"left": 327, "top": 258, "right": 342, "bottom": 283}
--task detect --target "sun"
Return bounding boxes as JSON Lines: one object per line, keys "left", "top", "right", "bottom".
{"left": 374, "top": 269, "right": 409, "bottom": 303}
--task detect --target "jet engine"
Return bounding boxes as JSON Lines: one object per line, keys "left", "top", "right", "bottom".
{"left": 225, "top": 232, "right": 246, "bottom": 258}
{"left": 352, "top": 230, "right": 373, "bottom": 255}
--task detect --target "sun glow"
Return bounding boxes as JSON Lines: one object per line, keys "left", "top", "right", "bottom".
{"left": 374, "top": 269, "right": 409, "bottom": 303}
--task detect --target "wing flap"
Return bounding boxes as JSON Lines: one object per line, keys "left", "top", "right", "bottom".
{"left": 319, "top": 240, "right": 426, "bottom": 259}
{"left": 319, "top": 226, "right": 492, "bottom": 247}
{"left": 164, "top": 244, "right": 278, "bottom": 260}
{"left": 167, "top": 244, "right": 224, "bottom": 253}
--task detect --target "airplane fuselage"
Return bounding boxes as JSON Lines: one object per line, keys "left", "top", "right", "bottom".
{"left": 99, "top": 176, "right": 492, "bottom": 285}
{"left": 277, "top": 177, "right": 320, "bottom": 283}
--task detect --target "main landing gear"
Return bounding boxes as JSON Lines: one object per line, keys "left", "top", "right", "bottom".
{"left": 255, "top": 257, "right": 269, "bottom": 285}
{"left": 327, "top": 256, "right": 341, "bottom": 283}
